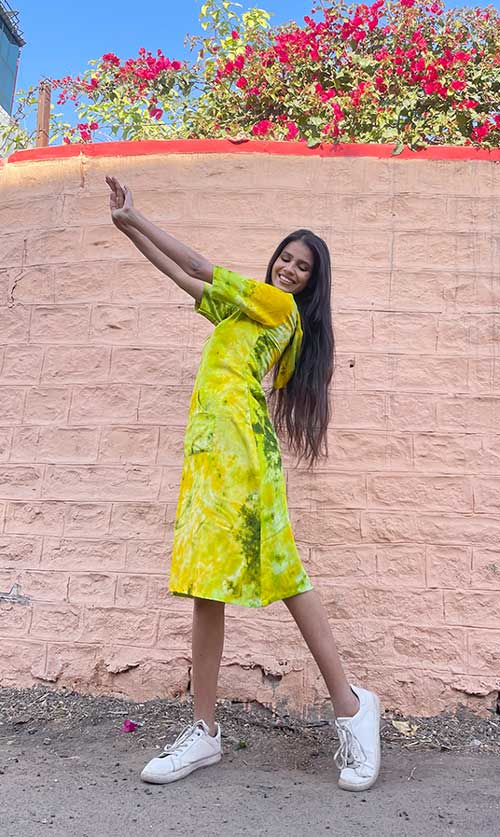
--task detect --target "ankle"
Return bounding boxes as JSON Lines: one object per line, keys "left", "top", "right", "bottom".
{"left": 196, "top": 717, "right": 217, "bottom": 736}
{"left": 334, "top": 691, "right": 360, "bottom": 719}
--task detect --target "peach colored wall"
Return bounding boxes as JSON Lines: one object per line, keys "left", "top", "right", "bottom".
{"left": 0, "top": 144, "right": 499, "bottom": 717}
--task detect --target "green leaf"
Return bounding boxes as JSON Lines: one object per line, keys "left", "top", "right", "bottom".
{"left": 307, "top": 138, "right": 321, "bottom": 148}
{"left": 456, "top": 111, "right": 470, "bottom": 135}
{"left": 391, "top": 141, "right": 405, "bottom": 156}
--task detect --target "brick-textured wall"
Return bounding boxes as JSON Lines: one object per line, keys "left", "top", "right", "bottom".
{"left": 0, "top": 146, "right": 499, "bottom": 716}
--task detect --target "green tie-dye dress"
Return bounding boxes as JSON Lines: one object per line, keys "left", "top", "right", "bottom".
{"left": 168, "top": 266, "right": 313, "bottom": 607}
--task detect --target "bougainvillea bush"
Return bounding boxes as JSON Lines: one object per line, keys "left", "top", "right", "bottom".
{"left": 3, "top": 0, "right": 500, "bottom": 153}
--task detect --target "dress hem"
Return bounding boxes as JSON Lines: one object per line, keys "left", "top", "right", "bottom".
{"left": 169, "top": 580, "right": 314, "bottom": 609}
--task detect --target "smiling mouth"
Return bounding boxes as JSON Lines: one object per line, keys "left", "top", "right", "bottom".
{"left": 278, "top": 273, "right": 295, "bottom": 287}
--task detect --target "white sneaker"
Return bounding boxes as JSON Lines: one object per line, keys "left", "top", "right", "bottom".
{"left": 140, "top": 719, "right": 222, "bottom": 784}
{"left": 334, "top": 685, "right": 381, "bottom": 791}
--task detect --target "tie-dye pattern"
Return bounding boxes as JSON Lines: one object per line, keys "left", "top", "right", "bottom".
{"left": 169, "top": 266, "right": 313, "bottom": 608}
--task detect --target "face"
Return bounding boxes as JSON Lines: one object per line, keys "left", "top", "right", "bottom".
{"left": 270, "top": 239, "right": 314, "bottom": 295}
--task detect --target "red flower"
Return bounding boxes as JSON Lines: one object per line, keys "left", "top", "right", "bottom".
{"left": 90, "top": 121, "right": 99, "bottom": 130}
{"left": 401, "top": 0, "right": 415, "bottom": 6}
{"left": 450, "top": 80, "right": 466, "bottom": 91}
{"left": 285, "top": 121, "right": 299, "bottom": 140}
{"left": 236, "top": 76, "right": 247, "bottom": 89}
{"left": 252, "top": 119, "right": 272, "bottom": 136}
{"left": 171, "top": 60, "right": 181, "bottom": 71}
{"left": 234, "top": 54, "right": 245, "bottom": 71}
{"left": 231, "top": 30, "right": 239, "bottom": 39}
{"left": 102, "top": 52, "right": 120, "bottom": 66}
{"left": 472, "top": 122, "right": 490, "bottom": 141}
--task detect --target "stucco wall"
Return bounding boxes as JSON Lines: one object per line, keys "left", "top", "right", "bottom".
{"left": 0, "top": 141, "right": 499, "bottom": 716}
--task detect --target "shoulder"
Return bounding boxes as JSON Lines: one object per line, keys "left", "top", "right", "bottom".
{"left": 247, "top": 279, "right": 295, "bottom": 326}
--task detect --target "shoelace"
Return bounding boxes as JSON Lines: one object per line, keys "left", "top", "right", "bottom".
{"left": 162, "top": 721, "right": 204, "bottom": 756}
{"left": 334, "top": 720, "right": 367, "bottom": 770}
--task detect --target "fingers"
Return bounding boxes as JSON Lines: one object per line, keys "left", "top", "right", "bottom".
{"left": 106, "top": 176, "right": 131, "bottom": 214}
{"left": 105, "top": 175, "right": 124, "bottom": 195}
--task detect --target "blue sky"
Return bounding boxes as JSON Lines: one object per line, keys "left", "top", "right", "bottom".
{"left": 14, "top": 0, "right": 325, "bottom": 92}
{"left": 13, "top": 0, "right": 494, "bottom": 95}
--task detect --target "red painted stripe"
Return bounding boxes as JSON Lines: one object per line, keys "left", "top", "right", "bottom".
{"left": 5, "top": 138, "right": 500, "bottom": 165}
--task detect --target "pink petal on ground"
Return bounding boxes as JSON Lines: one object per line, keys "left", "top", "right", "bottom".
{"left": 121, "top": 719, "right": 138, "bottom": 733}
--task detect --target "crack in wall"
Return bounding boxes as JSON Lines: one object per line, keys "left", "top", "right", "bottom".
{"left": 0, "top": 583, "right": 31, "bottom": 605}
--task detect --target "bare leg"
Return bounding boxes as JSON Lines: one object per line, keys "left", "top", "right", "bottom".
{"left": 284, "top": 589, "right": 359, "bottom": 718}
{"left": 191, "top": 597, "right": 225, "bottom": 735}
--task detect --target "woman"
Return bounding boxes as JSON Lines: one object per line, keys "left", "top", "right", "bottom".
{"left": 106, "top": 175, "right": 381, "bottom": 792}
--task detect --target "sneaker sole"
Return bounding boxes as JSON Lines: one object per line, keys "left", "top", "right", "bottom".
{"left": 140, "top": 751, "right": 222, "bottom": 784}
{"left": 338, "top": 694, "right": 381, "bottom": 792}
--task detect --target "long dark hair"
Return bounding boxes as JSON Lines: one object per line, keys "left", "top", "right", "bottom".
{"left": 266, "top": 230, "right": 334, "bottom": 468}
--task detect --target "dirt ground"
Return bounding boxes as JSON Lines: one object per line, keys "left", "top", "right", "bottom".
{"left": 0, "top": 686, "right": 499, "bottom": 837}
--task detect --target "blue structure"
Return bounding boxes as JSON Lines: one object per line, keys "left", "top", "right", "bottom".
{"left": 0, "top": 2, "right": 24, "bottom": 116}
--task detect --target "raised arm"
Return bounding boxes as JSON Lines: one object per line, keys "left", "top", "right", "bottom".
{"left": 106, "top": 176, "right": 212, "bottom": 301}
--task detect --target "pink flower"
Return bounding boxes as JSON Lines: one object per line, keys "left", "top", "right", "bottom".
{"left": 121, "top": 719, "right": 138, "bottom": 733}
{"left": 171, "top": 60, "right": 181, "bottom": 71}
{"left": 236, "top": 76, "right": 247, "bottom": 89}
{"left": 231, "top": 30, "right": 239, "bottom": 39}
{"left": 285, "top": 121, "right": 299, "bottom": 140}
{"left": 252, "top": 119, "right": 272, "bottom": 136}
{"left": 472, "top": 122, "right": 490, "bottom": 141}
{"left": 102, "top": 52, "right": 120, "bottom": 66}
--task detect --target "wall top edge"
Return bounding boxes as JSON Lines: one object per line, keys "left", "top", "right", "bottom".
{"left": 2, "top": 138, "right": 500, "bottom": 167}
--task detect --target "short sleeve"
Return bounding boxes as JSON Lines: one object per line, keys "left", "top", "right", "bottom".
{"left": 196, "top": 266, "right": 294, "bottom": 327}
{"left": 195, "top": 281, "right": 237, "bottom": 326}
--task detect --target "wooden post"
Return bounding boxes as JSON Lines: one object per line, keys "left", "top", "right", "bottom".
{"left": 36, "top": 80, "right": 51, "bottom": 147}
